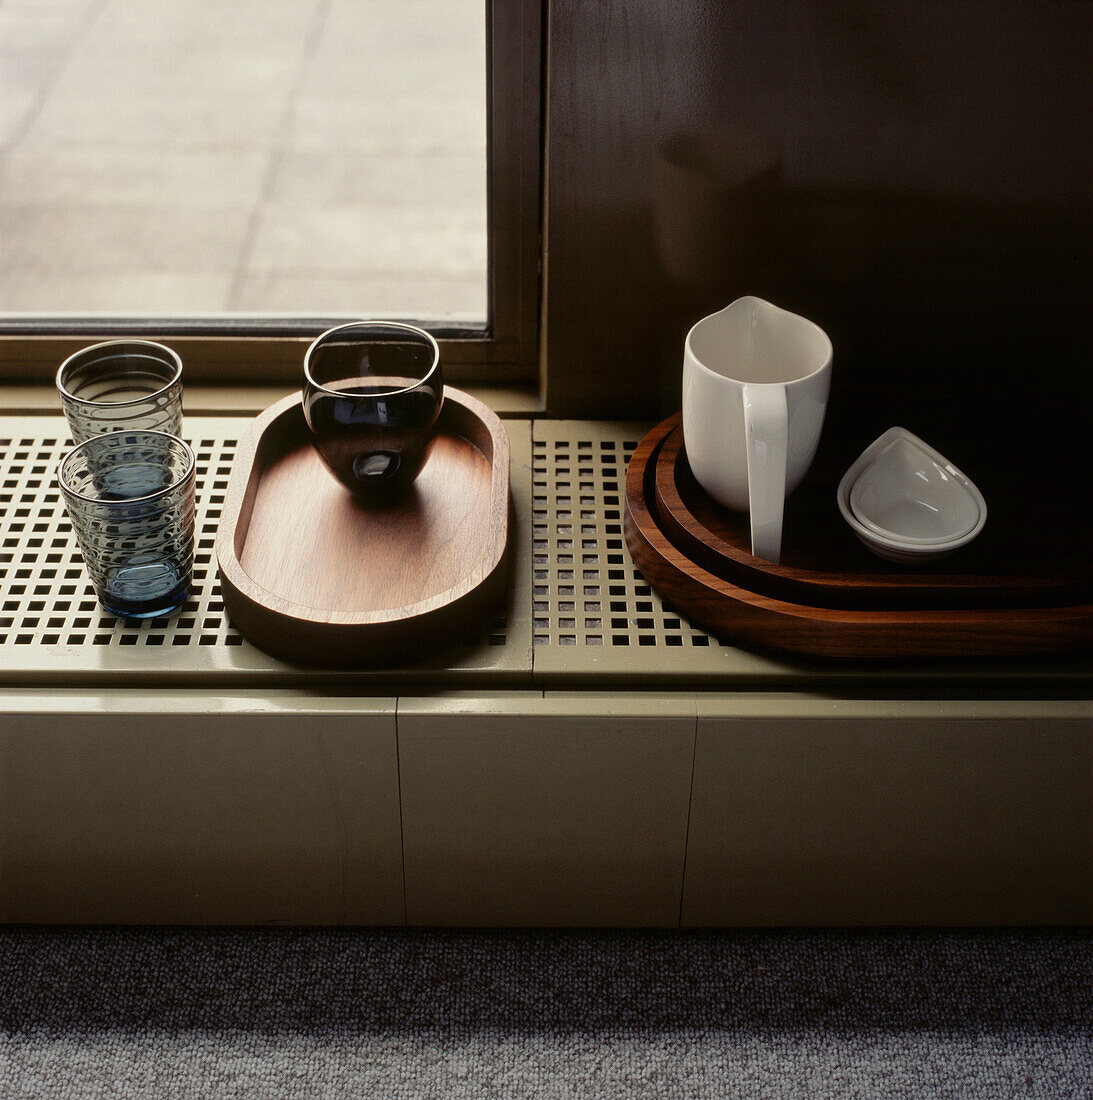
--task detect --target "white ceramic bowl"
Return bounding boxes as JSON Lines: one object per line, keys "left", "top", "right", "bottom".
{"left": 837, "top": 427, "right": 986, "bottom": 563}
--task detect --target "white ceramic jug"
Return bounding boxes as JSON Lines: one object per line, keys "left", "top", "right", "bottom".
{"left": 682, "top": 296, "right": 832, "bottom": 563}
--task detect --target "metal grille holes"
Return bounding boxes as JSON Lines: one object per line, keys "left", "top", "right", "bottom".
{"left": 2, "top": 415, "right": 774, "bottom": 685}
{"left": 1, "top": 430, "right": 244, "bottom": 650}
{"left": 530, "top": 424, "right": 717, "bottom": 650}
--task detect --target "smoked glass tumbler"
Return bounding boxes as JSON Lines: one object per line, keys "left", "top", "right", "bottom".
{"left": 58, "top": 430, "right": 196, "bottom": 619}
{"left": 303, "top": 321, "right": 443, "bottom": 502}
{"left": 57, "top": 340, "right": 183, "bottom": 444}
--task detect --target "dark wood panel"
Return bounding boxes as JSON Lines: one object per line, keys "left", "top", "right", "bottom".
{"left": 542, "top": 0, "right": 1093, "bottom": 493}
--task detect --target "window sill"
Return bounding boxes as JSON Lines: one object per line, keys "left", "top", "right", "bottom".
{"left": 2, "top": 405, "right": 1091, "bottom": 926}
{"left": 1, "top": 402, "right": 1090, "bottom": 699}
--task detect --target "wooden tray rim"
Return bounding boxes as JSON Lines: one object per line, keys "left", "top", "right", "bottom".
{"left": 216, "top": 387, "right": 510, "bottom": 630}
{"left": 651, "top": 414, "right": 1090, "bottom": 607}
{"left": 624, "top": 418, "right": 1093, "bottom": 657}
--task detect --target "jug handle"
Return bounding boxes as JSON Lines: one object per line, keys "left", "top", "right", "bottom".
{"left": 742, "top": 384, "right": 787, "bottom": 563}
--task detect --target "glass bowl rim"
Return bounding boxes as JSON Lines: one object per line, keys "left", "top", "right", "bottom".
{"left": 303, "top": 320, "right": 442, "bottom": 399}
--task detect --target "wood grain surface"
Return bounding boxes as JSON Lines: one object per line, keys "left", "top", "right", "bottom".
{"left": 216, "top": 388, "right": 510, "bottom": 667}
{"left": 650, "top": 415, "right": 1091, "bottom": 612}
{"left": 625, "top": 416, "right": 1093, "bottom": 659}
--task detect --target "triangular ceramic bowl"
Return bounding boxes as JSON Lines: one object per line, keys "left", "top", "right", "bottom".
{"left": 837, "top": 427, "right": 986, "bottom": 561}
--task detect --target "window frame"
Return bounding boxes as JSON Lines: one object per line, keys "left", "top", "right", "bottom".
{"left": 0, "top": 0, "right": 542, "bottom": 392}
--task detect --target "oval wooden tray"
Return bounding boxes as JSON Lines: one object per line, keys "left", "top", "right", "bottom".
{"left": 650, "top": 414, "right": 1091, "bottom": 611}
{"left": 216, "top": 388, "right": 510, "bottom": 667}
{"left": 625, "top": 416, "right": 1093, "bottom": 659}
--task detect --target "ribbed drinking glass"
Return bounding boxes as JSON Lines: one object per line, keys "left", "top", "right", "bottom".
{"left": 58, "top": 430, "right": 196, "bottom": 619}
{"left": 57, "top": 340, "right": 183, "bottom": 444}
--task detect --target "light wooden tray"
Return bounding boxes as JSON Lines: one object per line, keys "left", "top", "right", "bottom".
{"left": 216, "top": 389, "right": 510, "bottom": 667}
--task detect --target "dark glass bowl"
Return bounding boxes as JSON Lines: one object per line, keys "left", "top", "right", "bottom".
{"left": 302, "top": 321, "right": 443, "bottom": 502}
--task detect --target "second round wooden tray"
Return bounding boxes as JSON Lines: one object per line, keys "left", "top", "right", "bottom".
{"left": 624, "top": 415, "right": 1093, "bottom": 658}
{"left": 650, "top": 414, "right": 1090, "bottom": 611}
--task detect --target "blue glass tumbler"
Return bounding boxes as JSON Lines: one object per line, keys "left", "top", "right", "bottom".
{"left": 58, "top": 430, "right": 196, "bottom": 619}
{"left": 57, "top": 339, "right": 183, "bottom": 445}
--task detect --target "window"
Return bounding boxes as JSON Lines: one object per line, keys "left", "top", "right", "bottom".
{"left": 0, "top": 0, "right": 541, "bottom": 390}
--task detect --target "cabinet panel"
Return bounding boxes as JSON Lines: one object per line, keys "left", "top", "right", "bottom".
{"left": 0, "top": 700, "right": 403, "bottom": 925}
{"left": 399, "top": 695, "right": 695, "bottom": 926}
{"left": 683, "top": 701, "right": 1093, "bottom": 926}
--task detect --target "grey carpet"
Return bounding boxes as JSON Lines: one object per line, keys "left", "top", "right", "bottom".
{"left": 1, "top": 926, "right": 1091, "bottom": 1099}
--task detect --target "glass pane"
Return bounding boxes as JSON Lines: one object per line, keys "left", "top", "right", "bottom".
{"left": 0, "top": 0, "right": 488, "bottom": 323}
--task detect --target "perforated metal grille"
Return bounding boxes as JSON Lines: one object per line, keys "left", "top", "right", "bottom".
{"left": 8, "top": 413, "right": 1064, "bottom": 689}
{"left": 0, "top": 414, "right": 529, "bottom": 685}
{"left": 0, "top": 413, "right": 793, "bottom": 685}
{"left": 530, "top": 430, "right": 715, "bottom": 651}
{"left": 1, "top": 427, "right": 244, "bottom": 650}
{"left": 523, "top": 420, "right": 777, "bottom": 683}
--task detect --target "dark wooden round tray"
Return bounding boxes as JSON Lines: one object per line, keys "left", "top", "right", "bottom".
{"left": 624, "top": 415, "right": 1093, "bottom": 659}
{"left": 650, "top": 414, "right": 1090, "bottom": 611}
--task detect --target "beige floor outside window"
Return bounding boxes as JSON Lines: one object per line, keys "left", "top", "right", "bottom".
{"left": 0, "top": 0, "right": 488, "bottom": 323}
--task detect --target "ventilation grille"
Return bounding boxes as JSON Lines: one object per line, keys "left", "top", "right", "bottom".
{"left": 530, "top": 432, "right": 716, "bottom": 650}
{"left": 1, "top": 426, "right": 243, "bottom": 651}
{"left": 0, "top": 413, "right": 812, "bottom": 685}
{"left": 0, "top": 415, "right": 529, "bottom": 686}
{"left": 6, "top": 412, "right": 1039, "bottom": 689}
{"left": 526, "top": 420, "right": 778, "bottom": 683}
